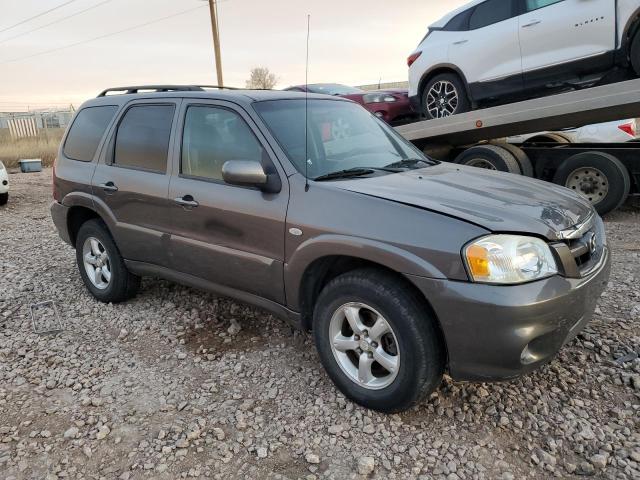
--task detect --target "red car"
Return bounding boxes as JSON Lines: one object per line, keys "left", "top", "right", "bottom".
{"left": 283, "top": 83, "right": 417, "bottom": 126}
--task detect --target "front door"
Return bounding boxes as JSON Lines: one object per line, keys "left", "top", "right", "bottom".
{"left": 91, "top": 100, "right": 179, "bottom": 267}
{"left": 519, "top": 0, "right": 616, "bottom": 89}
{"left": 167, "top": 101, "right": 288, "bottom": 303}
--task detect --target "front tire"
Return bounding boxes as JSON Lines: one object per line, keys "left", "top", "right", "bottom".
{"left": 313, "top": 269, "right": 444, "bottom": 413}
{"left": 421, "top": 73, "right": 470, "bottom": 120}
{"left": 75, "top": 219, "right": 140, "bottom": 303}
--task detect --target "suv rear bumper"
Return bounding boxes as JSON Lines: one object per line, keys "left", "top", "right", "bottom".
{"left": 50, "top": 201, "right": 72, "bottom": 245}
{"left": 407, "top": 246, "right": 610, "bottom": 381}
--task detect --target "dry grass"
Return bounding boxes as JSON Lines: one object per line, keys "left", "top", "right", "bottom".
{"left": 0, "top": 129, "right": 64, "bottom": 168}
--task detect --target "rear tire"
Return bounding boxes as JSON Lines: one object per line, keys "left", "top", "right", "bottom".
{"left": 631, "top": 32, "right": 640, "bottom": 75}
{"left": 0, "top": 193, "right": 7, "bottom": 206}
{"left": 494, "top": 143, "right": 534, "bottom": 177}
{"left": 455, "top": 144, "right": 522, "bottom": 174}
{"left": 421, "top": 73, "right": 471, "bottom": 120}
{"left": 552, "top": 152, "right": 630, "bottom": 215}
{"left": 75, "top": 219, "right": 140, "bottom": 303}
{"left": 313, "top": 269, "right": 444, "bottom": 413}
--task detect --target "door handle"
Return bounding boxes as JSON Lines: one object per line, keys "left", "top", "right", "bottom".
{"left": 522, "top": 20, "right": 541, "bottom": 28}
{"left": 99, "top": 182, "right": 118, "bottom": 192}
{"left": 174, "top": 195, "right": 199, "bottom": 208}
{"left": 453, "top": 39, "right": 468, "bottom": 45}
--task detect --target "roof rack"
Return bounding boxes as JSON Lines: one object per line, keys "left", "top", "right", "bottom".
{"left": 97, "top": 85, "right": 241, "bottom": 97}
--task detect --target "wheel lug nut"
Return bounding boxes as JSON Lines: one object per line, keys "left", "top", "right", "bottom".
{"left": 367, "top": 352, "right": 373, "bottom": 359}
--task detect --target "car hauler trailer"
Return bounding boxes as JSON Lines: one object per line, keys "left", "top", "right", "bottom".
{"left": 395, "top": 78, "right": 640, "bottom": 215}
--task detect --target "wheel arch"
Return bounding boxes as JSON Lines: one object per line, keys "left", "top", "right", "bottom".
{"left": 294, "top": 254, "right": 449, "bottom": 366}
{"left": 63, "top": 194, "right": 117, "bottom": 247}
{"left": 621, "top": 5, "right": 640, "bottom": 56}
{"left": 417, "top": 64, "right": 474, "bottom": 109}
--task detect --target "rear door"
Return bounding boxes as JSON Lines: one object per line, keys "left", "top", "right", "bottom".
{"left": 166, "top": 100, "right": 288, "bottom": 303}
{"left": 519, "top": 0, "right": 616, "bottom": 88}
{"left": 447, "top": 0, "right": 523, "bottom": 101}
{"left": 91, "top": 100, "right": 179, "bottom": 267}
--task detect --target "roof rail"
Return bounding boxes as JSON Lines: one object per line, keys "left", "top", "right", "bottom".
{"left": 97, "top": 85, "right": 205, "bottom": 97}
{"left": 196, "top": 85, "right": 241, "bottom": 90}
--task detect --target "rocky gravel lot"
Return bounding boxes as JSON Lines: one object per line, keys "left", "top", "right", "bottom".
{"left": 1, "top": 169, "right": 639, "bottom": 480}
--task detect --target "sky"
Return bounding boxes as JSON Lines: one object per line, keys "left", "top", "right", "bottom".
{"left": 0, "top": 0, "right": 468, "bottom": 111}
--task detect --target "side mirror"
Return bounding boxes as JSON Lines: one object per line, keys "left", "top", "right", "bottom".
{"left": 222, "top": 160, "right": 268, "bottom": 186}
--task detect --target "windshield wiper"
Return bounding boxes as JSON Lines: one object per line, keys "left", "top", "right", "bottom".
{"left": 384, "top": 158, "right": 437, "bottom": 169}
{"left": 314, "top": 168, "right": 377, "bottom": 181}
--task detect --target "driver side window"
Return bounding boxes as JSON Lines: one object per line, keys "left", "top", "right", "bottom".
{"left": 181, "top": 106, "right": 264, "bottom": 181}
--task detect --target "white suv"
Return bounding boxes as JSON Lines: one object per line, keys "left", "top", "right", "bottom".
{"left": 0, "top": 161, "right": 9, "bottom": 206}
{"left": 408, "top": 0, "right": 640, "bottom": 119}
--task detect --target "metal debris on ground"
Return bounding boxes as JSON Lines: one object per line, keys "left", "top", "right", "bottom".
{"left": 30, "top": 300, "right": 64, "bottom": 334}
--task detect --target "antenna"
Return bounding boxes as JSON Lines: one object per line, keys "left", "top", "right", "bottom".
{"left": 304, "top": 14, "right": 310, "bottom": 192}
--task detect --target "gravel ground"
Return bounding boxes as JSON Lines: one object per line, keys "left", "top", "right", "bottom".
{"left": 1, "top": 169, "right": 639, "bottom": 480}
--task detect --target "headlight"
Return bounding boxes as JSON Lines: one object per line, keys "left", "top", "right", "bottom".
{"left": 464, "top": 235, "right": 557, "bottom": 284}
{"left": 363, "top": 93, "right": 397, "bottom": 104}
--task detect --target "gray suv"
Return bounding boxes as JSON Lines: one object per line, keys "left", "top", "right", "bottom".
{"left": 51, "top": 85, "right": 611, "bottom": 412}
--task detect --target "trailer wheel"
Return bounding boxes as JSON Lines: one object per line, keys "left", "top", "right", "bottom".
{"left": 493, "top": 143, "right": 534, "bottom": 177}
{"left": 553, "top": 152, "right": 630, "bottom": 215}
{"left": 454, "top": 145, "right": 521, "bottom": 174}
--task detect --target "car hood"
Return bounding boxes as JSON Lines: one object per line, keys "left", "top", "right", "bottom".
{"left": 332, "top": 163, "right": 593, "bottom": 240}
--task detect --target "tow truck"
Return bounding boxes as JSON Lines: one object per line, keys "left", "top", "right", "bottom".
{"left": 395, "top": 78, "right": 640, "bottom": 215}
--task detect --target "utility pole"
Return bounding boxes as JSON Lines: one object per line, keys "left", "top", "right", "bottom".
{"left": 207, "top": 0, "right": 223, "bottom": 86}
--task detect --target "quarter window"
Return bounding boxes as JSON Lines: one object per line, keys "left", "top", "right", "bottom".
{"left": 63, "top": 106, "right": 117, "bottom": 162}
{"left": 469, "top": 0, "right": 514, "bottom": 30}
{"left": 113, "top": 105, "right": 174, "bottom": 173}
{"left": 444, "top": 10, "right": 470, "bottom": 31}
{"left": 181, "top": 106, "right": 265, "bottom": 181}
{"left": 525, "top": 0, "right": 563, "bottom": 12}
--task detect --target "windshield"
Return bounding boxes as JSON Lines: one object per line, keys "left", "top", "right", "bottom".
{"left": 254, "top": 99, "right": 431, "bottom": 180}
{"left": 306, "top": 84, "right": 363, "bottom": 95}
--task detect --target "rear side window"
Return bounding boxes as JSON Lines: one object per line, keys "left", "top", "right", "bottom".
{"left": 63, "top": 106, "right": 117, "bottom": 161}
{"left": 113, "top": 105, "right": 175, "bottom": 173}
{"left": 181, "top": 105, "right": 265, "bottom": 181}
{"left": 469, "top": 0, "right": 515, "bottom": 30}
{"left": 444, "top": 10, "right": 470, "bottom": 31}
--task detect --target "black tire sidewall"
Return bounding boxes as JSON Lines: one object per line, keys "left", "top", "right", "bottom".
{"left": 553, "top": 152, "right": 630, "bottom": 215}
{"left": 0, "top": 193, "right": 7, "bottom": 206}
{"left": 631, "top": 32, "right": 640, "bottom": 75}
{"left": 455, "top": 145, "right": 521, "bottom": 174}
{"left": 313, "top": 270, "right": 443, "bottom": 412}
{"left": 499, "top": 143, "right": 534, "bottom": 177}
{"left": 422, "top": 73, "right": 470, "bottom": 120}
{"left": 75, "top": 219, "right": 132, "bottom": 303}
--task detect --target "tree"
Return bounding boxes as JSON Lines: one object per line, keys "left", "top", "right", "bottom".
{"left": 245, "top": 67, "right": 278, "bottom": 89}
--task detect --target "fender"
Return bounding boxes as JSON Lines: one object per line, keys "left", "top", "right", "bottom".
{"left": 61, "top": 191, "right": 95, "bottom": 210}
{"left": 284, "top": 234, "right": 447, "bottom": 311}
{"left": 417, "top": 63, "right": 476, "bottom": 107}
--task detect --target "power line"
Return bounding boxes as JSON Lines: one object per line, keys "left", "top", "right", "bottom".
{"left": 0, "top": 0, "right": 114, "bottom": 46}
{"left": 0, "top": 0, "right": 79, "bottom": 35}
{"left": 0, "top": 4, "right": 208, "bottom": 65}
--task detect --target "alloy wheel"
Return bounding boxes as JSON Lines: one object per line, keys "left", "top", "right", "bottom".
{"left": 426, "top": 80, "right": 459, "bottom": 118}
{"left": 328, "top": 302, "right": 400, "bottom": 390}
{"left": 82, "top": 237, "right": 112, "bottom": 290}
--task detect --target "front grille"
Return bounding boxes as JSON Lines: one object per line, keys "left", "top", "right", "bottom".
{"left": 552, "top": 214, "right": 605, "bottom": 278}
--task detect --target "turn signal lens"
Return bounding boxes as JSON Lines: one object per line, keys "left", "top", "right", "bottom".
{"left": 463, "top": 235, "right": 558, "bottom": 284}
{"left": 466, "top": 244, "right": 490, "bottom": 278}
